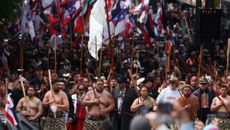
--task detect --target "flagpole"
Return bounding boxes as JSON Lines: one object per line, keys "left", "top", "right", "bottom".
{"left": 80, "top": 0, "right": 85, "bottom": 76}
{"left": 80, "top": 34, "right": 84, "bottom": 76}
{"left": 19, "top": 35, "right": 24, "bottom": 75}
{"left": 54, "top": 35, "right": 57, "bottom": 75}
{"left": 197, "top": 47, "right": 203, "bottom": 81}
{"left": 104, "top": 0, "right": 114, "bottom": 67}
{"left": 47, "top": 40, "right": 50, "bottom": 70}
{"left": 227, "top": 38, "right": 230, "bottom": 72}
{"left": 98, "top": 47, "right": 103, "bottom": 76}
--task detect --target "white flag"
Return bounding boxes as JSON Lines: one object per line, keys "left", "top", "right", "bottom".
{"left": 88, "top": 0, "right": 106, "bottom": 60}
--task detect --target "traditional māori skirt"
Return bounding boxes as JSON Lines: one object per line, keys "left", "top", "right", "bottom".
{"left": 43, "top": 117, "right": 66, "bottom": 130}
{"left": 83, "top": 116, "right": 106, "bottom": 130}
{"left": 216, "top": 112, "right": 230, "bottom": 130}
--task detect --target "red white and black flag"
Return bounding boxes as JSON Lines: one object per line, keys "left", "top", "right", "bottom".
{"left": 5, "top": 94, "right": 18, "bottom": 126}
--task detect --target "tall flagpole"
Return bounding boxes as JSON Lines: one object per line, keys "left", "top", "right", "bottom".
{"left": 54, "top": 35, "right": 57, "bottom": 75}
{"left": 227, "top": 38, "right": 230, "bottom": 72}
{"left": 80, "top": 0, "right": 85, "bottom": 76}
{"left": 104, "top": 0, "right": 114, "bottom": 66}
{"left": 19, "top": 34, "right": 24, "bottom": 75}
{"left": 197, "top": 47, "right": 203, "bottom": 81}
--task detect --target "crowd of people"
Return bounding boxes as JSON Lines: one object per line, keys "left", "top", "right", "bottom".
{"left": 0, "top": 0, "right": 230, "bottom": 130}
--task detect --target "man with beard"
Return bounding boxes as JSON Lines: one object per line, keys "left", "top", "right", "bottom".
{"left": 83, "top": 79, "right": 115, "bottom": 130}
{"left": 211, "top": 85, "right": 230, "bottom": 129}
{"left": 16, "top": 86, "right": 43, "bottom": 127}
{"left": 42, "top": 79, "right": 69, "bottom": 130}
{"left": 190, "top": 76, "right": 199, "bottom": 92}
{"left": 174, "top": 84, "right": 199, "bottom": 122}
{"left": 193, "top": 79, "right": 216, "bottom": 123}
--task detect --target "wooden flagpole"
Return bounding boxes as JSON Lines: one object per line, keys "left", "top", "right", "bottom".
{"left": 99, "top": 47, "right": 103, "bottom": 76}
{"left": 47, "top": 40, "right": 50, "bottom": 70}
{"left": 80, "top": 34, "right": 84, "bottom": 76}
{"left": 80, "top": 0, "right": 85, "bottom": 76}
{"left": 227, "top": 39, "right": 230, "bottom": 72}
{"left": 165, "top": 40, "right": 171, "bottom": 79}
{"left": 54, "top": 35, "right": 57, "bottom": 75}
{"left": 20, "top": 35, "right": 24, "bottom": 75}
{"left": 104, "top": 0, "right": 114, "bottom": 66}
{"left": 197, "top": 47, "right": 203, "bottom": 81}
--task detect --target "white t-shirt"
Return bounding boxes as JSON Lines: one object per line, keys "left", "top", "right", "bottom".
{"left": 156, "top": 86, "right": 180, "bottom": 105}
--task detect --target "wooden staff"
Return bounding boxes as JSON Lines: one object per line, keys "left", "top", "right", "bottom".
{"left": 80, "top": 0, "right": 85, "bottom": 76}
{"left": 19, "top": 75, "right": 26, "bottom": 98}
{"left": 5, "top": 78, "right": 8, "bottom": 95}
{"left": 20, "top": 35, "right": 24, "bottom": 75}
{"left": 47, "top": 40, "right": 50, "bottom": 70}
{"left": 227, "top": 39, "right": 230, "bottom": 72}
{"left": 165, "top": 40, "right": 171, "bottom": 79}
{"left": 197, "top": 47, "right": 203, "bottom": 81}
{"left": 54, "top": 35, "right": 57, "bottom": 75}
{"left": 104, "top": 0, "right": 114, "bottom": 66}
{"left": 130, "top": 33, "right": 135, "bottom": 73}
{"left": 80, "top": 34, "right": 84, "bottom": 76}
{"left": 98, "top": 48, "right": 103, "bottom": 76}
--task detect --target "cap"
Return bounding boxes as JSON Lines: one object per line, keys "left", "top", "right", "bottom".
{"left": 199, "top": 79, "right": 206, "bottom": 84}
{"left": 118, "top": 77, "right": 129, "bottom": 83}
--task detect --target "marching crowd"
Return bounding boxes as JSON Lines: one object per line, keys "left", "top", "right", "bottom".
{"left": 0, "top": 1, "right": 230, "bottom": 130}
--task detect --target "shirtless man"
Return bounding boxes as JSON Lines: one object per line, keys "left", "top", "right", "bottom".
{"left": 174, "top": 84, "right": 199, "bottom": 122}
{"left": 211, "top": 85, "right": 230, "bottom": 129}
{"left": 16, "top": 86, "right": 42, "bottom": 126}
{"left": 83, "top": 79, "right": 115, "bottom": 130}
{"left": 42, "top": 79, "right": 69, "bottom": 130}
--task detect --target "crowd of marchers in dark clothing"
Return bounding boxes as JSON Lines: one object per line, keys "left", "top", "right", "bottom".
{"left": 0, "top": 1, "right": 230, "bottom": 130}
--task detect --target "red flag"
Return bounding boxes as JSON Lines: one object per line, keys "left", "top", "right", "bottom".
{"left": 5, "top": 94, "right": 18, "bottom": 126}
{"left": 74, "top": 16, "right": 84, "bottom": 33}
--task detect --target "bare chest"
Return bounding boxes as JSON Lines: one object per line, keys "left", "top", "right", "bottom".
{"left": 22, "top": 99, "right": 38, "bottom": 110}
{"left": 49, "top": 94, "right": 63, "bottom": 104}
